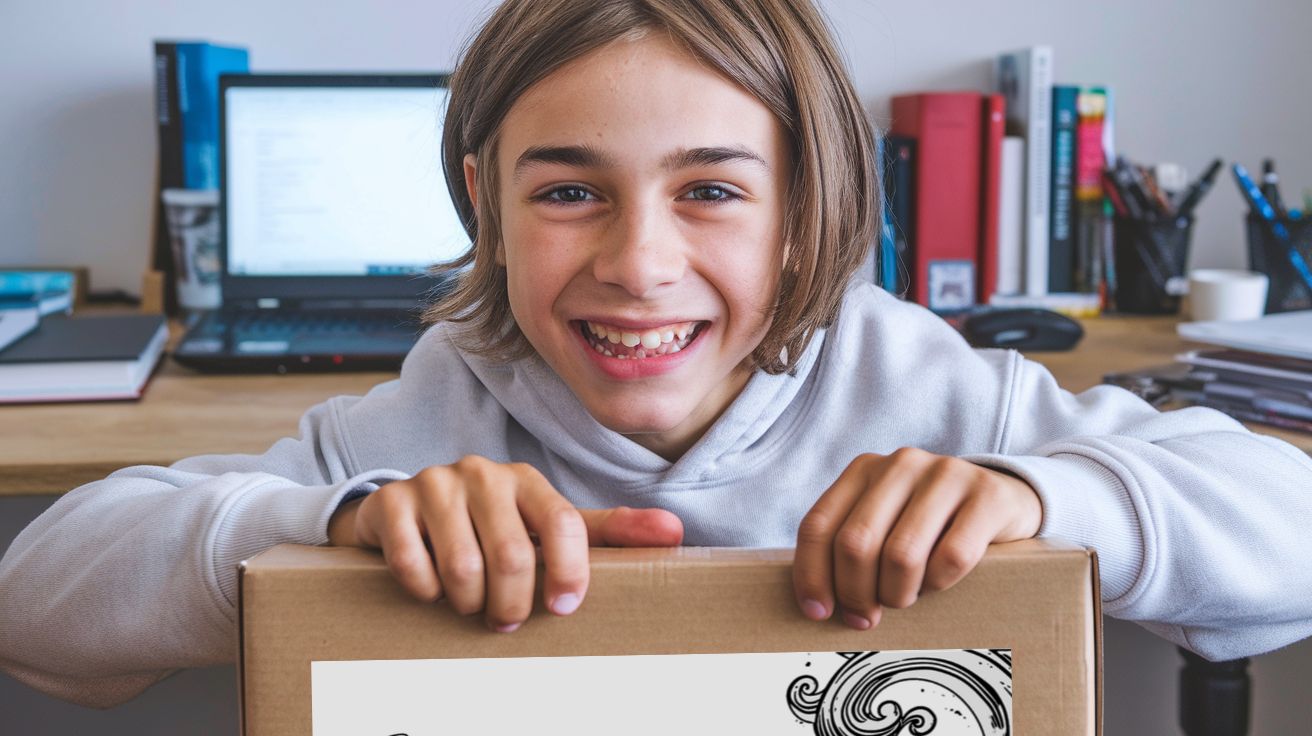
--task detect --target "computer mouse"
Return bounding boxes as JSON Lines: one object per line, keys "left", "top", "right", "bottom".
{"left": 961, "top": 308, "right": 1084, "bottom": 351}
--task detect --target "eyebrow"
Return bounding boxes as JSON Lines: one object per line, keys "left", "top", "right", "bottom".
{"left": 512, "top": 144, "right": 770, "bottom": 182}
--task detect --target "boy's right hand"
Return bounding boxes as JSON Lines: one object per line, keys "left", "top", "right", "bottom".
{"left": 327, "top": 455, "right": 683, "bottom": 632}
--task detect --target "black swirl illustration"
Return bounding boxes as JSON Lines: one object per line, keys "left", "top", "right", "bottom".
{"left": 787, "top": 649, "right": 1012, "bottom": 735}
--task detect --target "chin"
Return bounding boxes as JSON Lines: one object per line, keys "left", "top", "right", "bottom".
{"left": 586, "top": 399, "right": 693, "bottom": 436}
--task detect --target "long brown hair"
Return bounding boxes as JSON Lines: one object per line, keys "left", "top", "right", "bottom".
{"left": 425, "top": 0, "right": 879, "bottom": 375}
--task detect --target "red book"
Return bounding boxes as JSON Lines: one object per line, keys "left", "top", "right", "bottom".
{"left": 890, "top": 92, "right": 983, "bottom": 311}
{"left": 979, "top": 93, "right": 1006, "bottom": 304}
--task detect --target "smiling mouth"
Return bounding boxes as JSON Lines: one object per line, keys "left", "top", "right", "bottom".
{"left": 576, "top": 320, "right": 708, "bottom": 359}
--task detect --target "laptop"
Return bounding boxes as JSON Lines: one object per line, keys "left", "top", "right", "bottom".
{"left": 174, "top": 73, "right": 469, "bottom": 373}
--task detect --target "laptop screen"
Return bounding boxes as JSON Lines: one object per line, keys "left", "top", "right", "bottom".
{"left": 223, "top": 80, "right": 467, "bottom": 278}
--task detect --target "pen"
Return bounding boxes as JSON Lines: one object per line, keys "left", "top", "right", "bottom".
{"left": 1139, "top": 165, "right": 1175, "bottom": 216}
{"left": 1232, "top": 163, "right": 1312, "bottom": 292}
{"left": 1261, "top": 158, "right": 1289, "bottom": 220}
{"left": 1174, "top": 159, "right": 1222, "bottom": 220}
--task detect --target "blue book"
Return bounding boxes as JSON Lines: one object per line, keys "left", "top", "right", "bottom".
{"left": 1048, "top": 85, "right": 1079, "bottom": 293}
{"left": 177, "top": 42, "right": 249, "bottom": 189}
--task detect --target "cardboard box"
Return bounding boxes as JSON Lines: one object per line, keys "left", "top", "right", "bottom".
{"left": 239, "top": 538, "right": 1101, "bottom": 735}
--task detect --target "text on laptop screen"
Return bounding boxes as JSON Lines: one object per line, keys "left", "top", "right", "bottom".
{"left": 224, "top": 86, "right": 468, "bottom": 277}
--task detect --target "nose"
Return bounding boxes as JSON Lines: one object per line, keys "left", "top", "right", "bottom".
{"left": 591, "top": 196, "right": 687, "bottom": 298}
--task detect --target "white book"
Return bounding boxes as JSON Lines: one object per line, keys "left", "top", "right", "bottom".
{"left": 997, "top": 46, "right": 1054, "bottom": 297}
{"left": 995, "top": 136, "right": 1025, "bottom": 296}
{"left": 0, "top": 300, "right": 40, "bottom": 353}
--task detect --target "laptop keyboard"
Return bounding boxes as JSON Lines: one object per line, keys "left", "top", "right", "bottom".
{"left": 205, "top": 310, "right": 419, "bottom": 338}
{"left": 220, "top": 308, "right": 414, "bottom": 334}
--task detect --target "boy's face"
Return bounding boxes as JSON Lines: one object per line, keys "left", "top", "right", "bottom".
{"left": 471, "top": 34, "right": 791, "bottom": 460}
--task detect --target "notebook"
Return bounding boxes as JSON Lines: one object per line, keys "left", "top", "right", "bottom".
{"left": 1177, "top": 310, "right": 1312, "bottom": 362}
{"left": 0, "top": 314, "right": 168, "bottom": 403}
{"left": 173, "top": 73, "right": 470, "bottom": 373}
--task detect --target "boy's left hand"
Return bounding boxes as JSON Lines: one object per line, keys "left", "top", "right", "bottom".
{"left": 793, "top": 448, "right": 1043, "bottom": 631}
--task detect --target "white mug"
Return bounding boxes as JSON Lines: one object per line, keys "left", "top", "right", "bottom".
{"left": 1186, "top": 269, "right": 1269, "bottom": 322}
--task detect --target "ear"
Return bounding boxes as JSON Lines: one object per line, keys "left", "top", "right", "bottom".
{"left": 464, "top": 152, "right": 506, "bottom": 267}
{"left": 463, "top": 153, "right": 479, "bottom": 211}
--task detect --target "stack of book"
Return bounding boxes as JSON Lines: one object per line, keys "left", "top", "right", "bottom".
{"left": 0, "top": 270, "right": 168, "bottom": 404}
{"left": 882, "top": 46, "right": 1115, "bottom": 317}
{"left": 0, "top": 271, "right": 75, "bottom": 352}
{"left": 1174, "top": 349, "right": 1312, "bottom": 433}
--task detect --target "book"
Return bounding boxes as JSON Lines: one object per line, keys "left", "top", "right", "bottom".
{"left": 890, "top": 92, "right": 982, "bottom": 312}
{"left": 0, "top": 314, "right": 168, "bottom": 404}
{"left": 979, "top": 94, "right": 1006, "bottom": 304}
{"left": 996, "top": 46, "right": 1054, "bottom": 297}
{"left": 1073, "top": 88, "right": 1109, "bottom": 294}
{"left": 177, "top": 43, "right": 250, "bottom": 189}
{"left": 1049, "top": 85, "right": 1079, "bottom": 293}
{"left": 0, "top": 297, "right": 40, "bottom": 353}
{"left": 0, "top": 270, "right": 75, "bottom": 316}
{"left": 882, "top": 135, "right": 916, "bottom": 299}
{"left": 1176, "top": 349, "right": 1312, "bottom": 387}
{"left": 996, "top": 137, "right": 1025, "bottom": 296}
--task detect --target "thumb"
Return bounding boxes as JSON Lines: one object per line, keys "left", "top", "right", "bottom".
{"left": 579, "top": 506, "right": 684, "bottom": 547}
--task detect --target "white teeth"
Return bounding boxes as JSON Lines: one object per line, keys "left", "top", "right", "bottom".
{"left": 582, "top": 319, "right": 701, "bottom": 360}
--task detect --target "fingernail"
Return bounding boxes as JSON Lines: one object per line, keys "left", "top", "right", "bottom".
{"left": 842, "top": 611, "right": 872, "bottom": 631}
{"left": 493, "top": 622, "right": 520, "bottom": 633}
{"left": 800, "top": 599, "right": 829, "bottom": 621}
{"left": 551, "top": 593, "right": 581, "bottom": 616}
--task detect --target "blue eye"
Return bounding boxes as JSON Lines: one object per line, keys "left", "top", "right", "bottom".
{"left": 685, "top": 185, "right": 738, "bottom": 203}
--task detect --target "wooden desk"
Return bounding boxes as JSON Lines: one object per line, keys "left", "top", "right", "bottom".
{"left": 2, "top": 315, "right": 1308, "bottom": 495}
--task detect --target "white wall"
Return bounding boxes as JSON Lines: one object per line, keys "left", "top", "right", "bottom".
{"left": 2, "top": 1, "right": 1311, "bottom": 733}
{"left": 4, "top": 0, "right": 1311, "bottom": 294}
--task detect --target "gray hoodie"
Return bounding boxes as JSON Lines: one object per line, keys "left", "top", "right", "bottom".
{"left": 3, "top": 281, "right": 1311, "bottom": 708}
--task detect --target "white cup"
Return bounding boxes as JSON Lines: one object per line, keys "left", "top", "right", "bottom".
{"left": 161, "top": 188, "right": 222, "bottom": 311}
{"left": 1186, "top": 269, "right": 1269, "bottom": 322}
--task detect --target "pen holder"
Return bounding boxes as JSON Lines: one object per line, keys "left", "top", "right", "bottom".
{"left": 1112, "top": 215, "right": 1192, "bottom": 314}
{"left": 1244, "top": 214, "right": 1312, "bottom": 313}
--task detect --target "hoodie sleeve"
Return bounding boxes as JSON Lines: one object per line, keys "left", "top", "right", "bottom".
{"left": 963, "top": 351, "right": 1312, "bottom": 662}
{"left": 0, "top": 391, "right": 408, "bottom": 709}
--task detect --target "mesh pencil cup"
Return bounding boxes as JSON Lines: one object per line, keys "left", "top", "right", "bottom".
{"left": 1244, "top": 214, "right": 1312, "bottom": 314}
{"left": 1112, "top": 215, "right": 1193, "bottom": 315}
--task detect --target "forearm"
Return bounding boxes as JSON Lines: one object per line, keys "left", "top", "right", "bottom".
{"left": 972, "top": 424, "right": 1312, "bottom": 660}
{"left": 0, "top": 466, "right": 399, "bottom": 707}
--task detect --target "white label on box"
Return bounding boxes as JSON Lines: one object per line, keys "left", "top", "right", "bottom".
{"left": 311, "top": 648, "right": 1012, "bottom": 735}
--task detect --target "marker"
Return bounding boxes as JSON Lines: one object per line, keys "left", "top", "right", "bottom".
{"left": 1173, "top": 159, "right": 1222, "bottom": 220}
{"left": 1232, "top": 163, "right": 1312, "bottom": 292}
{"left": 1261, "top": 158, "right": 1289, "bottom": 220}
{"left": 1100, "top": 170, "right": 1133, "bottom": 217}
